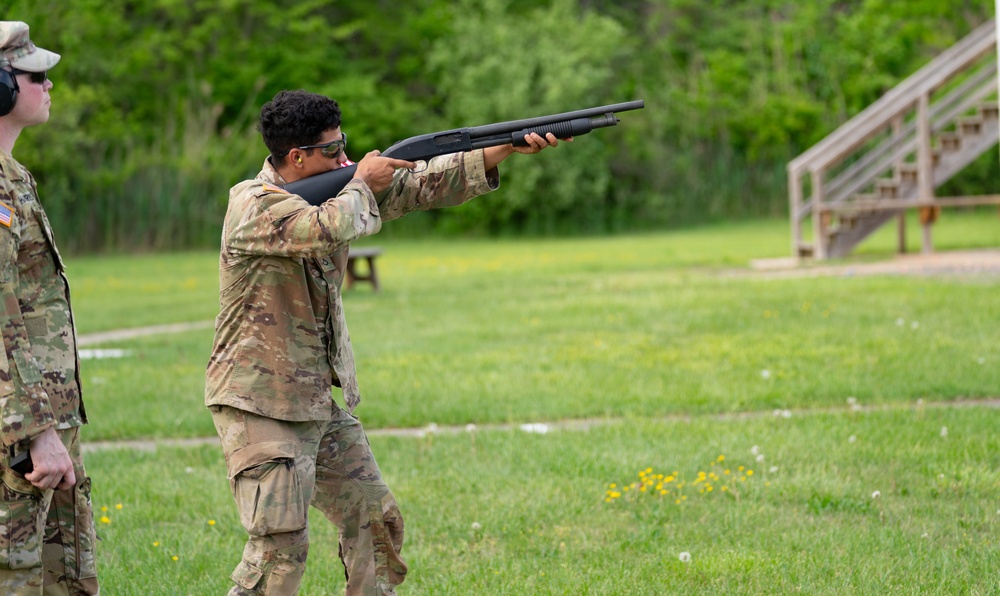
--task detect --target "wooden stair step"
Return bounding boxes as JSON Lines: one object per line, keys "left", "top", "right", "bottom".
{"left": 897, "top": 162, "right": 919, "bottom": 184}
{"left": 980, "top": 103, "right": 999, "bottom": 120}
{"left": 939, "top": 132, "right": 961, "bottom": 151}
{"left": 875, "top": 178, "right": 900, "bottom": 198}
{"left": 958, "top": 116, "right": 983, "bottom": 135}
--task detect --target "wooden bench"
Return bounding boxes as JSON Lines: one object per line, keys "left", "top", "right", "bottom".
{"left": 346, "top": 247, "right": 383, "bottom": 291}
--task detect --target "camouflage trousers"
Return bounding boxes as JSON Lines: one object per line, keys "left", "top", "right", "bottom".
{"left": 210, "top": 404, "right": 406, "bottom": 596}
{"left": 0, "top": 426, "right": 99, "bottom": 595}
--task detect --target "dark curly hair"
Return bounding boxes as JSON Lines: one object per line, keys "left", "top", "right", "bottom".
{"left": 258, "top": 90, "right": 342, "bottom": 166}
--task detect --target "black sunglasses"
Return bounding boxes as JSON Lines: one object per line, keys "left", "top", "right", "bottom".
{"left": 11, "top": 69, "right": 47, "bottom": 85}
{"left": 284, "top": 133, "right": 347, "bottom": 159}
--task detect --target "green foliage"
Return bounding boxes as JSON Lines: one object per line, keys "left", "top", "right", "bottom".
{"left": 2, "top": 0, "right": 995, "bottom": 250}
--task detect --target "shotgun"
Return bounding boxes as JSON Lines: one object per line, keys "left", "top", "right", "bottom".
{"left": 284, "top": 99, "right": 645, "bottom": 205}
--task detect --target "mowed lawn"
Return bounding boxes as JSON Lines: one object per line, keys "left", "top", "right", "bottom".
{"left": 65, "top": 213, "right": 1000, "bottom": 593}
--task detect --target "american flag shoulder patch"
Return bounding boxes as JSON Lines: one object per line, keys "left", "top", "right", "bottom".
{"left": 0, "top": 201, "right": 13, "bottom": 228}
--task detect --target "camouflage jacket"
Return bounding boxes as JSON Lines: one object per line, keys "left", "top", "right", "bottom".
{"left": 0, "top": 150, "right": 85, "bottom": 447}
{"left": 205, "top": 150, "right": 498, "bottom": 421}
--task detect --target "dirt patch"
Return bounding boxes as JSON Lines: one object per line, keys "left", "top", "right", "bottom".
{"left": 742, "top": 249, "right": 1000, "bottom": 279}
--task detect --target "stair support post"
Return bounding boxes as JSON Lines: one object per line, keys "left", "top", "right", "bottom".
{"left": 892, "top": 116, "right": 907, "bottom": 254}
{"left": 789, "top": 168, "right": 803, "bottom": 256}
{"left": 916, "top": 93, "right": 936, "bottom": 254}
{"left": 811, "top": 169, "right": 827, "bottom": 259}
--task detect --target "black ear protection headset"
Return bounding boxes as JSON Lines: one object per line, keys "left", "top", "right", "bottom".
{"left": 0, "top": 67, "right": 18, "bottom": 117}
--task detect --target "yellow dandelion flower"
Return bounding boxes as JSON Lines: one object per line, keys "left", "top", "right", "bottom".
{"left": 747, "top": 470, "right": 754, "bottom": 476}
{"left": 717, "top": 455, "right": 725, "bottom": 462}
{"left": 724, "top": 470, "right": 730, "bottom": 475}
{"left": 738, "top": 466, "right": 745, "bottom": 472}
{"left": 100, "top": 506, "right": 108, "bottom": 513}
{"left": 682, "top": 496, "right": 687, "bottom": 501}
{"left": 609, "top": 483, "right": 617, "bottom": 489}
{"left": 765, "top": 482, "right": 771, "bottom": 487}
{"left": 172, "top": 556, "right": 179, "bottom": 562}
{"left": 153, "top": 541, "right": 160, "bottom": 547}
{"left": 115, "top": 503, "right": 123, "bottom": 510}
{"left": 99, "top": 516, "right": 111, "bottom": 524}
{"left": 740, "top": 476, "right": 746, "bottom": 482}
{"left": 707, "top": 486, "right": 714, "bottom": 492}
{"left": 605, "top": 498, "right": 612, "bottom": 503}
{"left": 665, "top": 476, "right": 675, "bottom": 482}
{"left": 645, "top": 467, "right": 652, "bottom": 474}
{"left": 639, "top": 470, "right": 646, "bottom": 477}
{"left": 208, "top": 520, "right": 216, "bottom": 526}
{"left": 660, "top": 490, "right": 667, "bottom": 495}
{"left": 655, "top": 484, "right": 663, "bottom": 491}
{"left": 640, "top": 485, "right": 647, "bottom": 492}
{"left": 623, "top": 486, "right": 630, "bottom": 492}
{"left": 675, "top": 499, "right": 681, "bottom": 504}
{"left": 722, "top": 486, "right": 728, "bottom": 492}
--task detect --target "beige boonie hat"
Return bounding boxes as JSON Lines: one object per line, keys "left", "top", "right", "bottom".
{"left": 0, "top": 21, "right": 60, "bottom": 72}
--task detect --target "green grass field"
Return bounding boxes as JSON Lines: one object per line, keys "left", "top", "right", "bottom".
{"left": 67, "top": 212, "right": 1000, "bottom": 593}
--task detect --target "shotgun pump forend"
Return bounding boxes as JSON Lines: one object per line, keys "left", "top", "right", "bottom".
{"left": 283, "top": 99, "right": 644, "bottom": 206}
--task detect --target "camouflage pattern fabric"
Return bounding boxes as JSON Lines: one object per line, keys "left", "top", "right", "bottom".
{"left": 206, "top": 150, "right": 497, "bottom": 594}
{"left": 0, "top": 151, "right": 97, "bottom": 594}
{"left": 211, "top": 404, "right": 406, "bottom": 596}
{"left": 205, "top": 150, "right": 496, "bottom": 419}
{"left": 0, "top": 427, "right": 97, "bottom": 595}
{"left": 0, "top": 150, "right": 86, "bottom": 447}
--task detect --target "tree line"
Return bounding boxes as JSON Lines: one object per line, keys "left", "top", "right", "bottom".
{"left": 4, "top": 0, "right": 994, "bottom": 252}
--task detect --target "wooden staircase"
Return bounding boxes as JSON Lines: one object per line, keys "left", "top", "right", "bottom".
{"left": 788, "top": 20, "right": 1000, "bottom": 259}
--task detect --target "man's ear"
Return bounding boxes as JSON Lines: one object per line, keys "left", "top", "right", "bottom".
{"left": 288, "top": 148, "right": 305, "bottom": 165}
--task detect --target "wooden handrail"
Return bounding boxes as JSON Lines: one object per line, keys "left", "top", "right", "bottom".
{"left": 789, "top": 19, "right": 996, "bottom": 176}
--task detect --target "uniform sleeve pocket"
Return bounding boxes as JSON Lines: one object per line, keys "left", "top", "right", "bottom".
{"left": 11, "top": 349, "right": 41, "bottom": 385}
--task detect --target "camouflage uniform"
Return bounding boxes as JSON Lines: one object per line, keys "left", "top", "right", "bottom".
{"left": 206, "top": 152, "right": 497, "bottom": 594}
{"left": 0, "top": 151, "right": 99, "bottom": 595}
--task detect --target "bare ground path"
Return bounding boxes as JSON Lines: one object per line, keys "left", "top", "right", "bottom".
{"left": 77, "top": 248, "right": 1000, "bottom": 452}
{"left": 82, "top": 397, "right": 1000, "bottom": 453}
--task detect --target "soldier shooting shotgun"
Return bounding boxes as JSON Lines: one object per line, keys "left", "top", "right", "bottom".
{"left": 285, "top": 99, "right": 645, "bottom": 205}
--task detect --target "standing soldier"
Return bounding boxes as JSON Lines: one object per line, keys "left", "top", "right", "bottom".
{"left": 0, "top": 21, "right": 99, "bottom": 595}
{"left": 206, "top": 89, "right": 564, "bottom": 595}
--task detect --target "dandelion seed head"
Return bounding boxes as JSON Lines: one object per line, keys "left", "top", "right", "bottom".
{"left": 847, "top": 397, "right": 857, "bottom": 405}
{"left": 769, "top": 466, "right": 779, "bottom": 473}
{"left": 781, "top": 409, "right": 792, "bottom": 418}
{"left": 871, "top": 490, "right": 881, "bottom": 499}
{"left": 896, "top": 317, "right": 905, "bottom": 326}
{"left": 465, "top": 423, "right": 477, "bottom": 433}
{"left": 679, "top": 551, "right": 691, "bottom": 563}
{"left": 751, "top": 445, "right": 760, "bottom": 455}
{"left": 848, "top": 435, "right": 857, "bottom": 443}
{"left": 911, "top": 321, "right": 919, "bottom": 329}
{"left": 471, "top": 522, "right": 482, "bottom": 531}
{"left": 760, "top": 369, "right": 771, "bottom": 380}
{"left": 940, "top": 426, "right": 948, "bottom": 438}
{"left": 756, "top": 454, "right": 765, "bottom": 462}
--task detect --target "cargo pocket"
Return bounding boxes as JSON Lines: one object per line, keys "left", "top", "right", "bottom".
{"left": 0, "top": 468, "right": 43, "bottom": 571}
{"left": 233, "top": 458, "right": 307, "bottom": 537}
{"left": 231, "top": 559, "right": 264, "bottom": 590}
